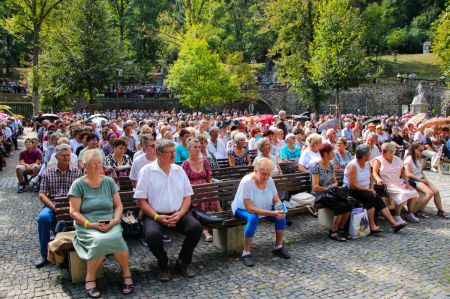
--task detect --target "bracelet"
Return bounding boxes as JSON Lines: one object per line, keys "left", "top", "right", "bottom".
{"left": 153, "top": 213, "right": 159, "bottom": 221}
{"left": 83, "top": 220, "right": 90, "bottom": 228}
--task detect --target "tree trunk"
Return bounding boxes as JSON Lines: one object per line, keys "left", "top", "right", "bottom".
{"left": 314, "top": 101, "right": 320, "bottom": 117}
{"left": 32, "top": 25, "right": 40, "bottom": 115}
{"left": 335, "top": 88, "right": 340, "bottom": 118}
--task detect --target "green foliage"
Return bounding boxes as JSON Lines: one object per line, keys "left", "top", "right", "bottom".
{"left": 39, "top": 0, "right": 120, "bottom": 109}
{"left": 225, "top": 51, "right": 259, "bottom": 102}
{"left": 363, "top": 0, "right": 395, "bottom": 57}
{"left": 309, "top": 0, "right": 367, "bottom": 108}
{"left": 386, "top": 27, "right": 409, "bottom": 50}
{"left": 432, "top": 2, "right": 450, "bottom": 75}
{"left": 165, "top": 28, "right": 239, "bottom": 110}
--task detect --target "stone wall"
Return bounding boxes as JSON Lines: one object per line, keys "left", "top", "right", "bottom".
{"left": 261, "top": 79, "right": 448, "bottom": 116}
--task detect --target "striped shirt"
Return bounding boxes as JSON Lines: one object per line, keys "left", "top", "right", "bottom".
{"left": 40, "top": 165, "right": 83, "bottom": 200}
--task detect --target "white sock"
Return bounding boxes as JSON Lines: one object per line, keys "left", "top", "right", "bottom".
{"left": 274, "top": 244, "right": 282, "bottom": 250}
{"left": 242, "top": 251, "right": 251, "bottom": 257}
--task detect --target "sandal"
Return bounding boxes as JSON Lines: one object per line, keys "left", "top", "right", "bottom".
{"left": 85, "top": 280, "right": 101, "bottom": 298}
{"left": 437, "top": 210, "right": 448, "bottom": 219}
{"left": 203, "top": 231, "right": 213, "bottom": 242}
{"left": 338, "top": 230, "right": 353, "bottom": 240}
{"left": 370, "top": 227, "right": 384, "bottom": 235}
{"left": 415, "top": 211, "right": 430, "bottom": 219}
{"left": 121, "top": 276, "right": 134, "bottom": 295}
{"left": 328, "top": 230, "right": 347, "bottom": 242}
{"left": 392, "top": 223, "right": 407, "bottom": 233}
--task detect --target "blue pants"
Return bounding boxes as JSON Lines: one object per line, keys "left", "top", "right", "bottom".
{"left": 235, "top": 208, "right": 286, "bottom": 238}
{"left": 38, "top": 207, "right": 55, "bottom": 257}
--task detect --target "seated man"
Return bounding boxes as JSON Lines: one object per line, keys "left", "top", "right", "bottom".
{"left": 16, "top": 138, "right": 42, "bottom": 193}
{"left": 134, "top": 139, "right": 202, "bottom": 282}
{"left": 231, "top": 157, "right": 290, "bottom": 267}
{"left": 34, "top": 144, "right": 83, "bottom": 267}
{"left": 129, "top": 134, "right": 156, "bottom": 188}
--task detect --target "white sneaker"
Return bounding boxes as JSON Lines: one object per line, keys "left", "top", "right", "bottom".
{"left": 405, "top": 213, "right": 420, "bottom": 223}
{"left": 30, "top": 176, "right": 39, "bottom": 185}
{"left": 394, "top": 216, "right": 406, "bottom": 225}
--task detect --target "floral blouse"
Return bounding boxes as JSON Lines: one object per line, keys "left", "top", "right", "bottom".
{"left": 105, "top": 154, "right": 132, "bottom": 177}
{"left": 228, "top": 147, "right": 249, "bottom": 166}
{"left": 333, "top": 150, "right": 352, "bottom": 169}
{"left": 310, "top": 162, "right": 335, "bottom": 197}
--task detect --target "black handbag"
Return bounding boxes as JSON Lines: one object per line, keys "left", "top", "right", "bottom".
{"left": 328, "top": 186, "right": 349, "bottom": 202}
{"left": 191, "top": 210, "right": 232, "bottom": 224}
{"left": 121, "top": 210, "right": 143, "bottom": 237}
{"left": 374, "top": 184, "right": 388, "bottom": 197}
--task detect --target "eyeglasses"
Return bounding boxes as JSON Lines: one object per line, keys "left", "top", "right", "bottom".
{"left": 162, "top": 150, "right": 176, "bottom": 155}
{"left": 145, "top": 144, "right": 155, "bottom": 148}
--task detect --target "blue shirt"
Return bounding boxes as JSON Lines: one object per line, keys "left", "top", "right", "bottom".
{"left": 280, "top": 145, "right": 301, "bottom": 162}
{"left": 175, "top": 144, "right": 189, "bottom": 163}
{"left": 342, "top": 128, "right": 353, "bottom": 140}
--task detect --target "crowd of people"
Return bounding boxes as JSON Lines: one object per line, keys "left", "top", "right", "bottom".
{"left": 15, "top": 108, "right": 449, "bottom": 297}
{"left": 0, "top": 80, "right": 27, "bottom": 93}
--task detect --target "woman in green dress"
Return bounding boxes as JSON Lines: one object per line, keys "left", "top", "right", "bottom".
{"left": 69, "top": 149, "right": 134, "bottom": 298}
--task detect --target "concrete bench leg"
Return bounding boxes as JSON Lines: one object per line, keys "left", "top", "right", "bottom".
{"left": 213, "top": 226, "right": 244, "bottom": 255}
{"left": 318, "top": 208, "right": 334, "bottom": 228}
{"left": 69, "top": 251, "right": 104, "bottom": 284}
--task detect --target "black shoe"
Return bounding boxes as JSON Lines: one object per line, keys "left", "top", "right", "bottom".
{"left": 392, "top": 223, "right": 407, "bottom": 233}
{"left": 272, "top": 247, "right": 291, "bottom": 259}
{"left": 34, "top": 256, "right": 48, "bottom": 268}
{"left": 176, "top": 259, "right": 196, "bottom": 278}
{"left": 241, "top": 254, "right": 255, "bottom": 267}
{"left": 159, "top": 268, "right": 172, "bottom": 282}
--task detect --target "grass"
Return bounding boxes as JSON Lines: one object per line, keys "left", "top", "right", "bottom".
{"left": 378, "top": 53, "right": 443, "bottom": 80}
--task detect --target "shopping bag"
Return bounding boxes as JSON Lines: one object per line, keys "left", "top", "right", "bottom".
{"left": 348, "top": 208, "right": 370, "bottom": 238}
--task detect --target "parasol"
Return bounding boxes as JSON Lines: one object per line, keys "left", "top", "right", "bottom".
{"left": 362, "top": 118, "right": 382, "bottom": 127}
{"left": 87, "top": 114, "right": 108, "bottom": 126}
{"left": 318, "top": 118, "right": 338, "bottom": 133}
{"left": 421, "top": 117, "right": 450, "bottom": 128}
{"left": 257, "top": 115, "right": 276, "bottom": 123}
{"left": 405, "top": 113, "right": 426, "bottom": 127}
{"left": 402, "top": 113, "right": 413, "bottom": 119}
{"left": 234, "top": 116, "right": 249, "bottom": 123}
{"left": 0, "top": 113, "right": 8, "bottom": 119}
{"left": 294, "top": 115, "right": 310, "bottom": 122}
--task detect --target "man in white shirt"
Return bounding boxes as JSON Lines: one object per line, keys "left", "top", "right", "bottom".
{"left": 134, "top": 139, "right": 202, "bottom": 282}
{"left": 206, "top": 127, "right": 227, "bottom": 159}
{"left": 366, "top": 132, "right": 381, "bottom": 163}
{"left": 129, "top": 134, "right": 156, "bottom": 188}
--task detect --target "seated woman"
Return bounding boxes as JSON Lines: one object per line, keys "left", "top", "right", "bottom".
{"left": 333, "top": 137, "right": 352, "bottom": 170}
{"left": 105, "top": 138, "right": 133, "bottom": 177}
{"left": 344, "top": 144, "right": 406, "bottom": 234}
{"left": 231, "top": 158, "right": 290, "bottom": 267}
{"left": 228, "top": 132, "right": 251, "bottom": 167}
{"left": 248, "top": 127, "right": 262, "bottom": 151}
{"left": 404, "top": 142, "right": 448, "bottom": 219}
{"left": 372, "top": 142, "right": 420, "bottom": 224}
{"left": 253, "top": 138, "right": 282, "bottom": 177}
{"left": 182, "top": 138, "right": 221, "bottom": 242}
{"left": 298, "top": 133, "right": 322, "bottom": 173}
{"left": 197, "top": 133, "right": 219, "bottom": 170}
{"left": 280, "top": 133, "right": 301, "bottom": 163}
{"left": 68, "top": 149, "right": 133, "bottom": 298}
{"left": 102, "top": 132, "right": 117, "bottom": 157}
{"left": 311, "top": 143, "right": 352, "bottom": 242}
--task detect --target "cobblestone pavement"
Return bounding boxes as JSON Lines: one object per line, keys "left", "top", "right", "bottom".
{"left": 0, "top": 129, "right": 449, "bottom": 298}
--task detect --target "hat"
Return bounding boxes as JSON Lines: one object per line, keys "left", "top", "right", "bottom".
{"left": 368, "top": 123, "right": 375, "bottom": 127}
{"left": 285, "top": 133, "right": 296, "bottom": 141}
{"left": 376, "top": 125, "right": 382, "bottom": 129}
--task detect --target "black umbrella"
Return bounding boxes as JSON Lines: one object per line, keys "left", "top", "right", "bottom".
{"left": 35, "top": 113, "right": 59, "bottom": 122}
{"left": 294, "top": 115, "right": 310, "bottom": 121}
{"left": 87, "top": 114, "right": 108, "bottom": 126}
{"left": 362, "top": 118, "right": 382, "bottom": 127}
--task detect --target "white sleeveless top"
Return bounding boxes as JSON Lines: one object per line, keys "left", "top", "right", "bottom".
{"left": 343, "top": 159, "right": 370, "bottom": 189}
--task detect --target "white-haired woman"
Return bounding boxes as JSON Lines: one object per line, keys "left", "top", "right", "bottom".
{"left": 68, "top": 149, "right": 133, "bottom": 297}
{"left": 253, "top": 137, "right": 282, "bottom": 176}
{"left": 298, "top": 133, "right": 322, "bottom": 173}
{"left": 231, "top": 158, "right": 290, "bottom": 267}
{"left": 228, "top": 132, "right": 251, "bottom": 167}
{"left": 372, "top": 142, "right": 420, "bottom": 224}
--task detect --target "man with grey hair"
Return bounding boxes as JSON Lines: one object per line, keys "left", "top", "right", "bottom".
{"left": 129, "top": 134, "right": 156, "bottom": 188}
{"left": 134, "top": 139, "right": 202, "bottom": 282}
{"left": 277, "top": 110, "right": 288, "bottom": 137}
{"left": 206, "top": 126, "right": 227, "bottom": 159}
{"left": 34, "top": 144, "right": 83, "bottom": 268}
{"left": 366, "top": 132, "right": 380, "bottom": 162}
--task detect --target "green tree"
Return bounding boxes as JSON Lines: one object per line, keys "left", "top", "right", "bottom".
{"left": 309, "top": 0, "right": 367, "bottom": 117}
{"left": 39, "top": 0, "right": 120, "bottom": 112}
{"left": 4, "top": 0, "right": 65, "bottom": 114}
{"left": 266, "top": 0, "right": 328, "bottom": 116}
{"left": 165, "top": 28, "right": 239, "bottom": 112}
{"left": 363, "top": 0, "right": 395, "bottom": 58}
{"left": 225, "top": 51, "right": 259, "bottom": 102}
{"left": 432, "top": 2, "right": 449, "bottom": 76}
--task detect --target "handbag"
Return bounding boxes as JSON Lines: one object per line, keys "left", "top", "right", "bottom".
{"left": 191, "top": 210, "right": 232, "bottom": 224}
{"left": 327, "top": 186, "right": 349, "bottom": 202}
{"left": 121, "top": 210, "right": 143, "bottom": 237}
{"left": 348, "top": 208, "right": 370, "bottom": 238}
{"left": 289, "top": 192, "right": 317, "bottom": 217}
{"left": 374, "top": 183, "right": 388, "bottom": 197}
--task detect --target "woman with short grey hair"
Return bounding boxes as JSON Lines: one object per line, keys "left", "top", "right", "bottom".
{"left": 253, "top": 137, "right": 282, "bottom": 176}
{"left": 228, "top": 132, "right": 251, "bottom": 167}
{"left": 344, "top": 144, "right": 406, "bottom": 234}
{"left": 298, "top": 133, "right": 322, "bottom": 173}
